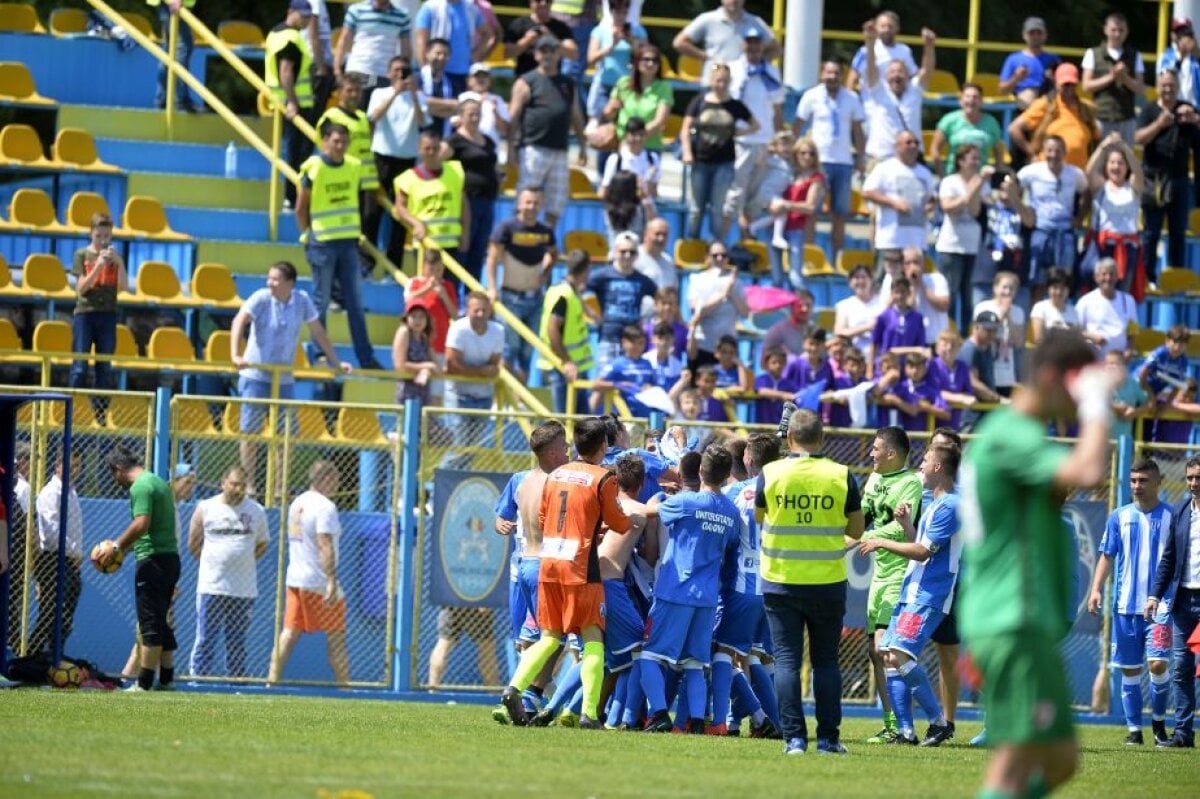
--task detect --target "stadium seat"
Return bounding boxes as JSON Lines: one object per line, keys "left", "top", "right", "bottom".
{"left": 223, "top": 401, "right": 253, "bottom": 434}
{"left": 737, "top": 239, "right": 771, "bottom": 275}
{"left": 112, "top": 323, "right": 139, "bottom": 369}
{"left": 21, "top": 253, "right": 75, "bottom": 300}
{"left": 565, "top": 230, "right": 609, "bottom": 262}
{"left": 106, "top": 394, "right": 150, "bottom": 431}
{"left": 1188, "top": 208, "right": 1200, "bottom": 236}
{"left": 814, "top": 308, "right": 835, "bottom": 331}
{"left": 0, "top": 123, "right": 58, "bottom": 168}
{"left": 121, "top": 11, "right": 157, "bottom": 42}
{"left": 192, "top": 262, "right": 243, "bottom": 309}
{"left": 331, "top": 26, "right": 343, "bottom": 53}
{"left": 500, "top": 163, "right": 518, "bottom": 195}
{"left": 49, "top": 396, "right": 99, "bottom": 430}
{"left": 673, "top": 238, "right": 708, "bottom": 271}
{"left": 175, "top": 400, "right": 218, "bottom": 435}
{"left": 125, "top": 260, "right": 189, "bottom": 306}
{"left": 661, "top": 114, "right": 683, "bottom": 148}
{"left": 297, "top": 405, "right": 334, "bottom": 442}
{"left": 972, "top": 72, "right": 1002, "bottom": 97}
{"left": 836, "top": 248, "right": 873, "bottom": 276}
{"left": 568, "top": 167, "right": 597, "bottom": 200}
{"left": 1155, "top": 266, "right": 1200, "bottom": 295}
{"left": 53, "top": 128, "right": 120, "bottom": 173}
{"left": 0, "top": 253, "right": 25, "bottom": 297}
{"left": 0, "top": 3, "right": 46, "bottom": 33}
{"left": 336, "top": 406, "right": 385, "bottom": 443}
{"left": 66, "top": 191, "right": 116, "bottom": 231}
{"left": 801, "top": 244, "right": 836, "bottom": 277}
{"left": 0, "top": 316, "right": 41, "bottom": 365}
{"left": 676, "top": 54, "right": 703, "bottom": 82}
{"left": 483, "top": 40, "right": 509, "bottom": 67}
{"left": 0, "top": 62, "right": 54, "bottom": 105}
{"left": 926, "top": 69, "right": 961, "bottom": 96}
{"left": 122, "top": 196, "right": 190, "bottom": 241}
{"left": 293, "top": 343, "right": 327, "bottom": 381}
{"left": 146, "top": 326, "right": 197, "bottom": 364}
{"left": 217, "top": 20, "right": 265, "bottom": 48}
{"left": 7, "top": 189, "right": 70, "bottom": 233}
{"left": 1133, "top": 327, "right": 1166, "bottom": 354}
{"left": 205, "top": 329, "right": 232, "bottom": 364}
{"left": 49, "top": 8, "right": 87, "bottom": 36}
{"left": 31, "top": 319, "right": 72, "bottom": 364}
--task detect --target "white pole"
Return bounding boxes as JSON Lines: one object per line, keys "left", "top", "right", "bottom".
{"left": 784, "top": 0, "right": 823, "bottom": 90}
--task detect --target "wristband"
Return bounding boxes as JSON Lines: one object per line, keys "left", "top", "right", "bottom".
{"left": 1076, "top": 392, "right": 1112, "bottom": 427}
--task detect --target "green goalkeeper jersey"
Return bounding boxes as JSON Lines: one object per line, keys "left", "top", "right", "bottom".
{"left": 860, "top": 468, "right": 924, "bottom": 586}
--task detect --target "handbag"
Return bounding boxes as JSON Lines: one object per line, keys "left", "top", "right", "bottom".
{"left": 585, "top": 121, "right": 618, "bottom": 152}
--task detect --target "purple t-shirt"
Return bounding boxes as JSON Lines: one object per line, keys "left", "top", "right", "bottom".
{"left": 714, "top": 362, "right": 741, "bottom": 389}
{"left": 645, "top": 318, "right": 688, "bottom": 357}
{"left": 699, "top": 395, "right": 728, "bottom": 422}
{"left": 754, "top": 372, "right": 799, "bottom": 425}
{"left": 826, "top": 372, "right": 857, "bottom": 428}
{"left": 1152, "top": 417, "right": 1193, "bottom": 444}
{"left": 928, "top": 356, "right": 972, "bottom": 429}
{"left": 783, "top": 355, "right": 835, "bottom": 390}
{"left": 872, "top": 307, "right": 926, "bottom": 369}
{"left": 895, "top": 374, "right": 947, "bottom": 432}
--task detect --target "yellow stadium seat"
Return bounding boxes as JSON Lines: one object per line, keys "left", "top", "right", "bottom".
{"left": 676, "top": 54, "right": 703, "bottom": 82}
{"left": 737, "top": 239, "right": 771, "bottom": 275}
{"left": 568, "top": 167, "right": 597, "bottom": 200}
{"left": 0, "top": 62, "right": 54, "bottom": 105}
{"left": 0, "top": 3, "right": 46, "bottom": 33}
{"left": 224, "top": 401, "right": 254, "bottom": 433}
{"left": 192, "top": 262, "right": 242, "bottom": 309}
{"left": 483, "top": 40, "right": 509, "bottom": 67}
{"left": 0, "top": 123, "right": 57, "bottom": 168}
{"left": 205, "top": 329, "right": 232, "bottom": 364}
{"left": 49, "top": 397, "right": 99, "bottom": 430}
{"left": 674, "top": 238, "right": 708, "bottom": 271}
{"left": 565, "top": 230, "right": 609, "bottom": 263}
{"left": 0, "top": 316, "right": 18, "bottom": 348}
{"left": 217, "top": 20, "right": 265, "bottom": 48}
{"left": 175, "top": 400, "right": 217, "bottom": 434}
{"left": 1155, "top": 266, "right": 1200, "bottom": 295}
{"left": 53, "top": 128, "right": 119, "bottom": 173}
{"left": 292, "top": 343, "right": 326, "bottom": 381}
{"left": 1133, "top": 327, "right": 1166, "bottom": 354}
{"left": 7, "top": 189, "right": 70, "bottom": 233}
{"left": 972, "top": 72, "right": 1001, "bottom": 97}
{"left": 22, "top": 253, "right": 75, "bottom": 299}
{"left": 801, "top": 244, "right": 836, "bottom": 277}
{"left": 331, "top": 26, "right": 344, "bottom": 53}
{"left": 661, "top": 114, "right": 683, "bottom": 148}
{"left": 926, "top": 69, "right": 961, "bottom": 96}
{"left": 500, "top": 163, "right": 517, "bottom": 195}
{"left": 49, "top": 8, "right": 87, "bottom": 36}
{"left": 112, "top": 323, "right": 139, "bottom": 369}
{"left": 1188, "top": 208, "right": 1200, "bottom": 236}
{"left": 126, "top": 260, "right": 189, "bottom": 306}
{"left": 147, "top": 326, "right": 196, "bottom": 363}
{"left": 814, "top": 308, "right": 835, "bottom": 332}
{"left": 121, "top": 11, "right": 157, "bottom": 42}
{"left": 296, "top": 405, "right": 334, "bottom": 442}
{"left": 106, "top": 394, "right": 150, "bottom": 431}
{"left": 0, "top": 253, "right": 25, "bottom": 297}
{"left": 336, "top": 407, "right": 385, "bottom": 443}
{"left": 836, "top": 248, "right": 874, "bottom": 276}
{"left": 32, "top": 319, "right": 72, "bottom": 365}
{"left": 66, "top": 191, "right": 115, "bottom": 231}
{"left": 122, "top": 195, "right": 190, "bottom": 241}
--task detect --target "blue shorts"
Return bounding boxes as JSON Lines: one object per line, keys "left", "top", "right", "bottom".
{"left": 514, "top": 557, "right": 541, "bottom": 643}
{"left": 238, "top": 376, "right": 295, "bottom": 433}
{"left": 751, "top": 613, "right": 774, "bottom": 657}
{"left": 508, "top": 567, "right": 524, "bottom": 641}
{"left": 603, "top": 578, "right": 645, "bottom": 671}
{"left": 1110, "top": 612, "right": 1173, "bottom": 669}
{"left": 643, "top": 598, "right": 717, "bottom": 666}
{"left": 824, "top": 162, "right": 853, "bottom": 216}
{"left": 713, "top": 591, "right": 766, "bottom": 657}
{"left": 880, "top": 602, "right": 944, "bottom": 660}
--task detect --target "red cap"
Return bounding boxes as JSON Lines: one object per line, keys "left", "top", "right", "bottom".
{"left": 1054, "top": 62, "right": 1080, "bottom": 86}
{"left": 1173, "top": 17, "right": 1194, "bottom": 33}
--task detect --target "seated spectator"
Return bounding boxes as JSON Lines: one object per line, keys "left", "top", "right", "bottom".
{"left": 585, "top": 0, "right": 646, "bottom": 121}
{"left": 368, "top": 56, "right": 429, "bottom": 265}
{"left": 589, "top": 231, "right": 659, "bottom": 371}
{"left": 634, "top": 219, "right": 676, "bottom": 295}
{"left": 643, "top": 285, "right": 687, "bottom": 356}
{"left": 603, "top": 42, "right": 674, "bottom": 154}
{"left": 506, "top": 0, "right": 579, "bottom": 78}
{"left": 1139, "top": 324, "right": 1193, "bottom": 402}
{"left": 765, "top": 136, "right": 824, "bottom": 290}
{"left": 978, "top": 169, "right": 1033, "bottom": 308}
{"left": 1017, "top": 135, "right": 1087, "bottom": 305}
{"left": 724, "top": 30, "right": 786, "bottom": 240}
{"left": 590, "top": 324, "right": 656, "bottom": 416}
{"left": 834, "top": 264, "right": 883, "bottom": 354}
{"left": 673, "top": 0, "right": 778, "bottom": 80}
{"left": 929, "top": 328, "right": 975, "bottom": 429}
{"left": 870, "top": 276, "right": 926, "bottom": 374}
{"left": 1076, "top": 257, "right": 1137, "bottom": 355}
{"left": 649, "top": 321, "right": 687, "bottom": 392}
{"left": 754, "top": 345, "right": 799, "bottom": 424}
{"left": 999, "top": 17, "right": 1061, "bottom": 110}
{"left": 687, "top": 241, "right": 750, "bottom": 368}
{"left": 936, "top": 144, "right": 989, "bottom": 331}
{"left": 405, "top": 247, "right": 459, "bottom": 366}
{"left": 784, "top": 328, "right": 834, "bottom": 389}
{"left": 861, "top": 19, "right": 933, "bottom": 167}
{"left": 599, "top": 116, "right": 660, "bottom": 239}
{"left": 392, "top": 305, "right": 441, "bottom": 405}
{"left": 1108, "top": 348, "right": 1151, "bottom": 441}
{"left": 458, "top": 63, "right": 510, "bottom": 148}
{"left": 712, "top": 334, "right": 751, "bottom": 391}
{"left": 1009, "top": 63, "right": 1100, "bottom": 170}
{"left": 959, "top": 309, "right": 1004, "bottom": 427}
{"left": 692, "top": 365, "right": 728, "bottom": 422}
{"left": 928, "top": 83, "right": 1005, "bottom": 173}
{"left": 973, "top": 271, "right": 1025, "bottom": 397}
{"left": 1029, "top": 267, "right": 1079, "bottom": 344}
{"left": 894, "top": 350, "right": 950, "bottom": 432}
{"left": 1084, "top": 132, "right": 1145, "bottom": 295}
{"left": 447, "top": 97, "right": 501, "bottom": 285}
{"left": 861, "top": 131, "right": 936, "bottom": 278}
{"left": 762, "top": 288, "right": 815, "bottom": 361}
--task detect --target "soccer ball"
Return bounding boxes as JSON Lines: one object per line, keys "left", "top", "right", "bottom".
{"left": 90, "top": 540, "right": 124, "bottom": 574}
{"left": 47, "top": 660, "right": 83, "bottom": 689}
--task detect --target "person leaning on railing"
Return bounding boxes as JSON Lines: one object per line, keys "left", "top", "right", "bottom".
{"left": 266, "top": 1, "right": 318, "bottom": 208}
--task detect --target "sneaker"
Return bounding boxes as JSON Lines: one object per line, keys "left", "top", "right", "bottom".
{"left": 528, "top": 708, "right": 554, "bottom": 727}
{"left": 643, "top": 709, "right": 673, "bottom": 733}
{"left": 726, "top": 727, "right": 742, "bottom": 737}
{"left": 687, "top": 718, "right": 706, "bottom": 735}
{"left": 920, "top": 723, "right": 954, "bottom": 747}
{"left": 705, "top": 723, "right": 728, "bottom": 736}
{"left": 945, "top": 721, "right": 956, "bottom": 739}
{"left": 784, "top": 737, "right": 807, "bottom": 755}
{"left": 1124, "top": 730, "right": 1144, "bottom": 746}
{"left": 1162, "top": 734, "right": 1194, "bottom": 748}
{"left": 1152, "top": 721, "right": 1171, "bottom": 746}
{"left": 969, "top": 728, "right": 988, "bottom": 747}
{"left": 750, "top": 717, "right": 782, "bottom": 739}
{"left": 491, "top": 703, "right": 511, "bottom": 725}
{"left": 122, "top": 683, "right": 149, "bottom": 692}
{"left": 499, "top": 687, "right": 529, "bottom": 727}
{"left": 771, "top": 236, "right": 790, "bottom": 251}
{"left": 557, "top": 710, "right": 578, "bottom": 728}
{"left": 816, "top": 739, "right": 848, "bottom": 754}
{"left": 890, "top": 731, "right": 919, "bottom": 745}
{"left": 578, "top": 715, "right": 602, "bottom": 730}
{"left": 866, "top": 726, "right": 899, "bottom": 744}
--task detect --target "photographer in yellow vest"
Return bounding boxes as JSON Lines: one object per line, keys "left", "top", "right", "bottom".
{"left": 267, "top": 1, "right": 317, "bottom": 207}
{"left": 392, "top": 128, "right": 469, "bottom": 290}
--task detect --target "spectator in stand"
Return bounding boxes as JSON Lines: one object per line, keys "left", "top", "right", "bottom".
{"left": 649, "top": 321, "right": 687, "bottom": 393}
{"left": 1017, "top": 135, "right": 1087, "bottom": 305}
{"left": 644, "top": 286, "right": 687, "bottom": 356}
{"left": 1149, "top": 378, "right": 1199, "bottom": 444}
{"left": 305, "top": 0, "right": 335, "bottom": 111}
{"left": 1075, "top": 258, "right": 1136, "bottom": 356}
{"left": 509, "top": 34, "right": 588, "bottom": 229}
{"left": 458, "top": 64, "right": 510, "bottom": 149}
{"left": 870, "top": 276, "right": 925, "bottom": 373}
{"left": 673, "top": 0, "right": 779, "bottom": 79}
{"left": 394, "top": 304, "right": 440, "bottom": 404}
{"left": 1029, "top": 267, "right": 1079, "bottom": 344}
{"left": 893, "top": 350, "right": 950, "bottom": 432}
{"left": 604, "top": 42, "right": 674, "bottom": 155}
{"left": 590, "top": 324, "right": 656, "bottom": 415}
{"left": 1009, "top": 63, "right": 1100, "bottom": 170}
{"left": 1081, "top": 12, "right": 1145, "bottom": 144}
{"left": 795, "top": 59, "right": 865, "bottom": 260}
{"left": 589, "top": 232, "right": 659, "bottom": 372}
{"left": 835, "top": 264, "right": 884, "bottom": 355}
{"left": 30, "top": 451, "right": 83, "bottom": 655}
{"left": 152, "top": 0, "right": 197, "bottom": 113}
{"left": 929, "top": 328, "right": 976, "bottom": 429}
{"left": 634, "top": 218, "right": 676, "bottom": 294}
{"left": 973, "top": 271, "right": 1025, "bottom": 397}
{"left": 405, "top": 247, "right": 458, "bottom": 368}
{"left": 507, "top": 0, "right": 579, "bottom": 78}
{"left": 392, "top": 128, "right": 469, "bottom": 270}
{"left": 70, "top": 213, "right": 127, "bottom": 393}
{"left": 1084, "top": 132, "right": 1145, "bottom": 294}
{"left": 958, "top": 310, "right": 1003, "bottom": 427}
{"left": 861, "top": 21, "right": 934, "bottom": 168}
{"left": 585, "top": 0, "right": 645, "bottom": 122}
{"left": 680, "top": 63, "right": 757, "bottom": 240}
{"left": 598, "top": 116, "right": 660, "bottom": 239}
{"left": 762, "top": 290, "right": 814, "bottom": 359}
{"left": 1159, "top": 19, "right": 1200, "bottom": 105}
{"left": 861, "top": 130, "right": 936, "bottom": 278}
{"left": 266, "top": 2, "right": 317, "bottom": 208}
{"left": 999, "top": 17, "right": 1061, "bottom": 110}
{"left": 687, "top": 241, "right": 750, "bottom": 368}
{"left": 936, "top": 144, "right": 990, "bottom": 331}
{"left": 690, "top": 365, "right": 729, "bottom": 422}
{"left": 978, "top": 168, "right": 1033, "bottom": 308}
{"left": 335, "top": 0, "right": 414, "bottom": 104}
{"left": 900, "top": 246, "right": 950, "bottom": 345}
{"left": 538, "top": 251, "right": 596, "bottom": 412}
{"left": 928, "top": 84, "right": 1005, "bottom": 173}
{"left": 485, "top": 189, "right": 557, "bottom": 382}
{"left": 368, "top": 56, "right": 428, "bottom": 265}
{"left": 848, "top": 10, "right": 917, "bottom": 90}
{"left": 1137, "top": 70, "right": 1200, "bottom": 281}
{"left": 447, "top": 97, "right": 501, "bottom": 285}
{"left": 712, "top": 334, "right": 752, "bottom": 391}
{"left": 1108, "top": 349, "right": 1151, "bottom": 442}
{"left": 783, "top": 328, "right": 834, "bottom": 390}
{"left": 764, "top": 136, "right": 822, "bottom": 289}
{"left": 724, "top": 30, "right": 786, "bottom": 238}
{"left": 414, "top": 0, "right": 489, "bottom": 93}
{"left": 549, "top": 0, "right": 601, "bottom": 79}
{"left": 755, "top": 344, "right": 799, "bottom": 424}
{"left": 1139, "top": 324, "right": 1193, "bottom": 404}
{"left": 418, "top": 38, "right": 462, "bottom": 136}
{"left": 445, "top": 292, "right": 505, "bottom": 428}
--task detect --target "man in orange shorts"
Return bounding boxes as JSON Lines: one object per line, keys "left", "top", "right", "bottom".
{"left": 268, "top": 460, "right": 350, "bottom": 685}
{"left": 498, "top": 417, "right": 645, "bottom": 727}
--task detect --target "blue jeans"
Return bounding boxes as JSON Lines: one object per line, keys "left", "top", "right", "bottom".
{"left": 938, "top": 251, "right": 975, "bottom": 332}
{"left": 307, "top": 239, "right": 375, "bottom": 367}
{"left": 155, "top": 5, "right": 194, "bottom": 109}
{"left": 544, "top": 367, "right": 590, "bottom": 414}
{"left": 1170, "top": 586, "right": 1200, "bottom": 742}
{"left": 499, "top": 288, "right": 543, "bottom": 378}
{"left": 1142, "top": 187, "right": 1191, "bottom": 281}
{"left": 69, "top": 310, "right": 117, "bottom": 389}
{"left": 764, "top": 592, "right": 846, "bottom": 743}
{"left": 463, "top": 194, "right": 495, "bottom": 285}
{"left": 687, "top": 161, "right": 734, "bottom": 239}
{"left": 1028, "top": 228, "right": 1076, "bottom": 289}
{"left": 190, "top": 594, "right": 254, "bottom": 677}
{"left": 768, "top": 229, "right": 806, "bottom": 290}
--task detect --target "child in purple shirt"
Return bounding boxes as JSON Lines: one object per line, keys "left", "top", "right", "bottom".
{"left": 694, "top": 365, "right": 729, "bottom": 422}
{"left": 928, "top": 328, "right": 975, "bottom": 430}
{"left": 643, "top": 286, "right": 688, "bottom": 357}
{"left": 894, "top": 351, "right": 950, "bottom": 432}
{"left": 825, "top": 347, "right": 869, "bottom": 428}
{"left": 1153, "top": 378, "right": 1198, "bottom": 444}
{"left": 783, "top": 328, "right": 835, "bottom": 390}
{"left": 871, "top": 276, "right": 926, "bottom": 373}
{"left": 754, "top": 345, "right": 800, "bottom": 424}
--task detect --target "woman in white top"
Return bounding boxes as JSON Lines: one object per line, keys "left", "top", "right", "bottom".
{"left": 972, "top": 270, "right": 1025, "bottom": 395}
{"left": 1084, "top": 132, "right": 1145, "bottom": 294}
{"left": 935, "top": 143, "right": 990, "bottom": 333}
{"left": 834, "top": 264, "right": 883, "bottom": 353}
{"left": 1029, "top": 266, "right": 1080, "bottom": 344}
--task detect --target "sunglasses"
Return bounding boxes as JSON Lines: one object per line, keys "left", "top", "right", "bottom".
{"left": 639, "top": 57, "right": 660, "bottom": 64}
{"left": 710, "top": 252, "right": 729, "bottom": 260}
{"left": 538, "top": 45, "right": 559, "bottom": 52}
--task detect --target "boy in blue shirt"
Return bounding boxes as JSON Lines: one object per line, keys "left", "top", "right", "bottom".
{"left": 1139, "top": 324, "right": 1192, "bottom": 401}
{"left": 590, "top": 325, "right": 657, "bottom": 416}
{"left": 637, "top": 444, "right": 741, "bottom": 733}
{"left": 713, "top": 334, "right": 751, "bottom": 391}
{"left": 649, "top": 321, "right": 687, "bottom": 393}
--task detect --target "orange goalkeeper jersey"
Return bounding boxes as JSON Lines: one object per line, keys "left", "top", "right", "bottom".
{"left": 538, "top": 461, "right": 630, "bottom": 585}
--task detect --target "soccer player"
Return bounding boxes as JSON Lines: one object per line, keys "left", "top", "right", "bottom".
{"left": 959, "top": 328, "right": 1117, "bottom": 799}
{"left": 860, "top": 425, "right": 924, "bottom": 743}
{"left": 637, "top": 444, "right": 741, "bottom": 733}
{"left": 861, "top": 443, "right": 961, "bottom": 746}
{"left": 928, "top": 427, "right": 964, "bottom": 738}
{"left": 497, "top": 418, "right": 643, "bottom": 727}
{"left": 1086, "top": 458, "right": 1174, "bottom": 746}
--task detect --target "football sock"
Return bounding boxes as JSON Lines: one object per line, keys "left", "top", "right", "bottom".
{"left": 138, "top": 667, "right": 154, "bottom": 691}
{"left": 546, "top": 661, "right": 582, "bottom": 714}
{"left": 568, "top": 686, "right": 584, "bottom": 716}
{"left": 710, "top": 653, "right": 734, "bottom": 728}
{"left": 159, "top": 666, "right": 174, "bottom": 687}
{"left": 638, "top": 657, "right": 668, "bottom": 714}
{"left": 684, "top": 665, "right": 707, "bottom": 723}
{"left": 975, "top": 790, "right": 1019, "bottom": 799}
{"left": 622, "top": 655, "right": 647, "bottom": 725}
{"left": 580, "top": 641, "right": 605, "bottom": 718}
{"left": 883, "top": 709, "right": 898, "bottom": 731}
{"left": 748, "top": 658, "right": 780, "bottom": 729}
{"left": 1150, "top": 669, "right": 1170, "bottom": 721}
{"left": 607, "top": 671, "right": 629, "bottom": 725}
{"left": 664, "top": 666, "right": 681, "bottom": 709}
{"left": 885, "top": 668, "right": 914, "bottom": 735}
{"left": 672, "top": 675, "right": 689, "bottom": 729}
{"left": 899, "top": 659, "right": 945, "bottom": 725}
{"left": 509, "top": 636, "right": 560, "bottom": 691}
{"left": 730, "top": 668, "right": 761, "bottom": 724}
{"left": 1024, "top": 774, "right": 1049, "bottom": 799}
{"left": 1121, "top": 672, "right": 1143, "bottom": 730}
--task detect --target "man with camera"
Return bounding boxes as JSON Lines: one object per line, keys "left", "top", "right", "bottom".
{"left": 506, "top": 0, "right": 578, "bottom": 78}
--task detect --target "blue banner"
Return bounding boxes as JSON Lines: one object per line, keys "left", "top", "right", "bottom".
{"left": 429, "top": 470, "right": 511, "bottom": 609}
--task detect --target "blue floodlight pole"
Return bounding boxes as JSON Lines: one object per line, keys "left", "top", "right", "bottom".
{"left": 52, "top": 395, "right": 74, "bottom": 666}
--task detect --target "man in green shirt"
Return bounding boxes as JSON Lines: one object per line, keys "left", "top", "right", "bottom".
{"left": 860, "top": 425, "right": 923, "bottom": 744}
{"left": 959, "top": 328, "right": 1116, "bottom": 799}
{"left": 100, "top": 446, "right": 180, "bottom": 692}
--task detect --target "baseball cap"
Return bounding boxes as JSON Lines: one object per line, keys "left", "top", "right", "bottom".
{"left": 535, "top": 33, "right": 561, "bottom": 50}
{"left": 1054, "top": 62, "right": 1080, "bottom": 86}
{"left": 173, "top": 462, "right": 194, "bottom": 479}
{"left": 974, "top": 310, "right": 1001, "bottom": 330}
{"left": 1023, "top": 17, "right": 1046, "bottom": 34}
{"left": 743, "top": 27, "right": 764, "bottom": 40}
{"left": 289, "top": 0, "right": 313, "bottom": 15}
{"left": 1174, "top": 18, "right": 1195, "bottom": 36}
{"left": 469, "top": 62, "right": 491, "bottom": 75}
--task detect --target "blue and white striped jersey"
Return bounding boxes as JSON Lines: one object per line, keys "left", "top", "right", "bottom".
{"left": 1101, "top": 501, "right": 1172, "bottom": 615}
{"left": 496, "top": 470, "right": 529, "bottom": 580}
{"left": 899, "top": 492, "right": 962, "bottom": 613}
{"left": 722, "top": 478, "right": 762, "bottom": 597}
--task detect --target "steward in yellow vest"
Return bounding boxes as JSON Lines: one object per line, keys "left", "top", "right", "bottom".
{"left": 317, "top": 75, "right": 379, "bottom": 191}
{"left": 267, "top": 1, "right": 316, "bottom": 204}
{"left": 538, "top": 251, "right": 595, "bottom": 380}
{"left": 392, "top": 128, "right": 468, "bottom": 254}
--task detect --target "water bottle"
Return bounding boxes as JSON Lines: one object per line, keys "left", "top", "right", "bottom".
{"left": 224, "top": 142, "right": 238, "bottom": 179}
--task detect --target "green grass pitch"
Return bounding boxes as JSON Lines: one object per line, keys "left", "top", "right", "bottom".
{"left": 0, "top": 691, "right": 1194, "bottom": 798}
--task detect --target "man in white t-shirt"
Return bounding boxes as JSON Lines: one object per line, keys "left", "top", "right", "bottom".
{"left": 30, "top": 451, "right": 84, "bottom": 655}
{"left": 1076, "top": 257, "right": 1137, "bottom": 356}
{"left": 902, "top": 247, "right": 949, "bottom": 344}
{"left": 269, "top": 460, "right": 349, "bottom": 685}
{"left": 188, "top": 465, "right": 269, "bottom": 678}
{"left": 634, "top": 218, "right": 676, "bottom": 293}
{"left": 848, "top": 10, "right": 918, "bottom": 89}
{"left": 724, "top": 30, "right": 785, "bottom": 235}
{"left": 446, "top": 291, "right": 505, "bottom": 447}
{"left": 795, "top": 59, "right": 866, "bottom": 259}
{"left": 1017, "top": 135, "right": 1087, "bottom": 299}
{"left": 861, "top": 130, "right": 936, "bottom": 273}
{"left": 861, "top": 21, "right": 934, "bottom": 166}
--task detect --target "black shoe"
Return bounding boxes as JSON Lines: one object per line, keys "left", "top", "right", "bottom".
{"left": 579, "top": 715, "right": 602, "bottom": 729}
{"left": 1152, "top": 721, "right": 1170, "bottom": 746}
{"left": 920, "top": 723, "right": 955, "bottom": 747}
{"left": 643, "top": 710, "right": 673, "bottom": 733}
{"left": 1163, "top": 733, "right": 1195, "bottom": 748}
{"left": 750, "top": 717, "right": 782, "bottom": 739}
{"left": 528, "top": 708, "right": 554, "bottom": 727}
{"left": 890, "top": 730, "right": 919, "bottom": 745}
{"left": 500, "top": 687, "right": 528, "bottom": 727}
{"left": 687, "top": 718, "right": 706, "bottom": 735}
{"left": 946, "top": 721, "right": 956, "bottom": 739}
{"left": 1124, "top": 730, "right": 1144, "bottom": 746}
{"left": 359, "top": 358, "right": 384, "bottom": 371}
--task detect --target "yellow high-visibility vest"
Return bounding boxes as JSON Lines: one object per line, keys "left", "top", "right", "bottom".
{"left": 301, "top": 154, "right": 362, "bottom": 242}
{"left": 265, "top": 26, "right": 313, "bottom": 110}
{"left": 537, "top": 282, "right": 594, "bottom": 372}
{"left": 759, "top": 455, "right": 851, "bottom": 586}
{"left": 394, "top": 161, "right": 465, "bottom": 250}
{"left": 318, "top": 106, "right": 378, "bottom": 190}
